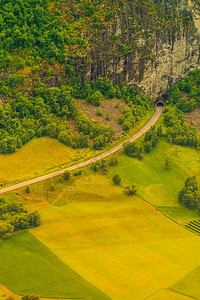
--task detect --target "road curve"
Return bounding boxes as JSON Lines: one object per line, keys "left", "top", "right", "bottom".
{"left": 0, "top": 106, "right": 163, "bottom": 194}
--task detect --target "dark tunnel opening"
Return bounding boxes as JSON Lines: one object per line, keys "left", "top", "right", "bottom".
{"left": 156, "top": 101, "right": 165, "bottom": 107}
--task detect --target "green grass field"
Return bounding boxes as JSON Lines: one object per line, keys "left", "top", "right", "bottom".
{"left": 109, "top": 139, "right": 200, "bottom": 222}
{"left": 0, "top": 230, "right": 110, "bottom": 299}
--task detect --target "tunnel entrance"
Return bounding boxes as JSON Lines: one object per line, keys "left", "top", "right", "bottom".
{"left": 156, "top": 101, "right": 165, "bottom": 107}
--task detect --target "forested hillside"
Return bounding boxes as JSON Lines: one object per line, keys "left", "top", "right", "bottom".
{"left": 0, "top": 0, "right": 199, "bottom": 154}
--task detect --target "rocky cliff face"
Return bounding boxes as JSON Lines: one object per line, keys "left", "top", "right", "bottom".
{"left": 82, "top": 0, "right": 200, "bottom": 99}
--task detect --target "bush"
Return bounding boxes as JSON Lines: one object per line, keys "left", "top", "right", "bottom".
{"left": 63, "top": 171, "right": 70, "bottom": 180}
{"left": 105, "top": 113, "right": 110, "bottom": 121}
{"left": 96, "top": 109, "right": 103, "bottom": 116}
{"left": 165, "top": 156, "right": 171, "bottom": 170}
{"left": 123, "top": 185, "right": 137, "bottom": 196}
{"left": 26, "top": 186, "right": 31, "bottom": 193}
{"left": 87, "top": 91, "right": 103, "bottom": 106}
{"left": 109, "top": 157, "right": 118, "bottom": 166}
{"left": 90, "top": 160, "right": 106, "bottom": 172}
{"left": 112, "top": 174, "right": 121, "bottom": 185}
{"left": 74, "top": 170, "right": 82, "bottom": 176}
{"left": 123, "top": 141, "right": 143, "bottom": 158}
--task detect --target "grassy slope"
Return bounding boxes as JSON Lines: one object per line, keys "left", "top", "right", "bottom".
{"left": 0, "top": 137, "right": 96, "bottom": 185}
{"left": 109, "top": 139, "right": 200, "bottom": 221}
{"left": 0, "top": 230, "right": 109, "bottom": 299}
{"left": 21, "top": 171, "right": 200, "bottom": 300}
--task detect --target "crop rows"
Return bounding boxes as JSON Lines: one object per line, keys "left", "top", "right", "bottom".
{"left": 184, "top": 219, "right": 200, "bottom": 236}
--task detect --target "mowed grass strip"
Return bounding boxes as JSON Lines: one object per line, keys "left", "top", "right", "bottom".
{"left": 0, "top": 231, "right": 110, "bottom": 299}
{"left": 171, "top": 265, "right": 200, "bottom": 299}
{"left": 148, "top": 288, "right": 194, "bottom": 299}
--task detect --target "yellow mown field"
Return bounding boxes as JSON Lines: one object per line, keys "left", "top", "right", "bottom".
{"left": 0, "top": 137, "right": 96, "bottom": 185}
{"left": 27, "top": 173, "right": 200, "bottom": 300}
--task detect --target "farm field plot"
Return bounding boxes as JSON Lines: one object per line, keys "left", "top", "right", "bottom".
{"left": 26, "top": 173, "right": 200, "bottom": 300}
{"left": 0, "top": 230, "right": 110, "bottom": 299}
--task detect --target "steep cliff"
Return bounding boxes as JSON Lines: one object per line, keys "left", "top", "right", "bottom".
{"left": 81, "top": 0, "right": 200, "bottom": 98}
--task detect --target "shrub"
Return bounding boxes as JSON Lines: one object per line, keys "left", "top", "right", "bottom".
{"left": 63, "top": 171, "right": 70, "bottom": 180}
{"left": 96, "top": 109, "right": 103, "bottom": 116}
{"left": 112, "top": 174, "right": 121, "bottom": 185}
{"left": 26, "top": 186, "right": 31, "bottom": 193}
{"left": 123, "top": 141, "right": 143, "bottom": 158}
{"left": 74, "top": 170, "right": 82, "bottom": 176}
{"left": 87, "top": 91, "right": 103, "bottom": 106}
{"left": 105, "top": 113, "right": 110, "bottom": 120}
{"left": 165, "top": 156, "right": 171, "bottom": 170}
{"left": 123, "top": 185, "right": 137, "bottom": 196}
{"left": 109, "top": 157, "right": 118, "bottom": 166}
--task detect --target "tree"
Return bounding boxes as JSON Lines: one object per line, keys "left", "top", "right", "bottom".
{"left": 63, "top": 171, "right": 70, "bottom": 180}
{"left": 112, "top": 174, "right": 121, "bottom": 185}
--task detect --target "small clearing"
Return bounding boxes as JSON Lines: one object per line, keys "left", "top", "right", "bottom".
{"left": 76, "top": 98, "right": 129, "bottom": 136}
{"left": 184, "top": 108, "right": 200, "bottom": 131}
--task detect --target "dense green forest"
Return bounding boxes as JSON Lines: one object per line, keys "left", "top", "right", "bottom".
{"left": 0, "top": 0, "right": 198, "bottom": 155}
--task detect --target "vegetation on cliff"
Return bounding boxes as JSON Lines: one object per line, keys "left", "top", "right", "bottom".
{"left": 169, "top": 69, "right": 200, "bottom": 112}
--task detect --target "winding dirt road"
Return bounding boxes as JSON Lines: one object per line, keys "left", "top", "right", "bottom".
{"left": 0, "top": 106, "right": 163, "bottom": 194}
